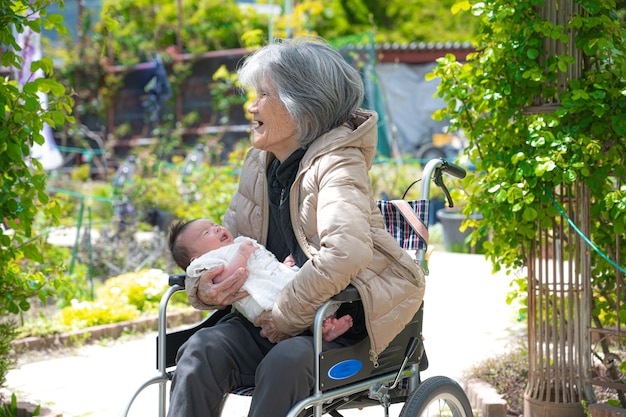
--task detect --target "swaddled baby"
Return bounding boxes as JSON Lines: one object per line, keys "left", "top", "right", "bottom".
{"left": 168, "top": 218, "right": 353, "bottom": 342}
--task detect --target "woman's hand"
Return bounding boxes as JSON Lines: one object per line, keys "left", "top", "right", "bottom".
{"left": 196, "top": 265, "right": 249, "bottom": 307}
{"left": 254, "top": 311, "right": 290, "bottom": 343}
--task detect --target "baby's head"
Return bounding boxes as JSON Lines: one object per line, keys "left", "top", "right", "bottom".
{"left": 168, "top": 219, "right": 235, "bottom": 270}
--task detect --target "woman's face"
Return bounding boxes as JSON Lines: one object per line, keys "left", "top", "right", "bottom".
{"left": 247, "top": 78, "right": 299, "bottom": 162}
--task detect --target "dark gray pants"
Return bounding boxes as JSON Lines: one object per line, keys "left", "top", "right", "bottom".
{"left": 167, "top": 314, "right": 340, "bottom": 417}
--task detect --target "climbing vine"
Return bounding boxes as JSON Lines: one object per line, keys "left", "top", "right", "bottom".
{"left": 430, "top": 0, "right": 625, "bottom": 405}
{"left": 0, "top": 0, "right": 74, "bottom": 386}
{"left": 430, "top": 0, "right": 625, "bottom": 272}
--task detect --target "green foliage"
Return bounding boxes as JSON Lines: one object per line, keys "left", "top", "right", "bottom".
{"left": 17, "top": 268, "right": 189, "bottom": 338}
{"left": 0, "top": 0, "right": 74, "bottom": 308}
{"left": 93, "top": 0, "right": 478, "bottom": 65}
{"left": 127, "top": 145, "right": 244, "bottom": 224}
{"left": 50, "top": 0, "right": 479, "bottom": 71}
{"left": 59, "top": 269, "right": 170, "bottom": 329}
{"left": 59, "top": 298, "right": 140, "bottom": 329}
{"left": 429, "top": 0, "right": 626, "bottom": 272}
{"left": 273, "top": 0, "right": 478, "bottom": 44}
{"left": 96, "top": 0, "right": 270, "bottom": 65}
{"left": 0, "top": 0, "right": 75, "bottom": 389}
{"left": 0, "top": 393, "right": 40, "bottom": 417}
{"left": 431, "top": 0, "right": 625, "bottom": 406}
{"left": 0, "top": 323, "right": 16, "bottom": 389}
{"left": 96, "top": 269, "right": 170, "bottom": 312}
{"left": 40, "top": 244, "right": 90, "bottom": 308}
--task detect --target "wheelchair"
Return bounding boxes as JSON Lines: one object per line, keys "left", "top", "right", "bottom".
{"left": 120, "top": 158, "right": 475, "bottom": 417}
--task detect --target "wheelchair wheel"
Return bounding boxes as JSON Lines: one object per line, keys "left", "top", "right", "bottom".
{"left": 399, "top": 375, "right": 474, "bottom": 417}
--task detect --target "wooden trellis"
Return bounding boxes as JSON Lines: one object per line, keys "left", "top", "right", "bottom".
{"left": 525, "top": 182, "right": 594, "bottom": 416}
{"left": 523, "top": 0, "right": 626, "bottom": 413}
{"left": 526, "top": 0, "right": 586, "bottom": 113}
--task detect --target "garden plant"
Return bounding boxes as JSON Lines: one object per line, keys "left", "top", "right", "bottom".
{"left": 429, "top": 0, "right": 626, "bottom": 409}
{"left": 0, "top": 0, "right": 74, "bottom": 390}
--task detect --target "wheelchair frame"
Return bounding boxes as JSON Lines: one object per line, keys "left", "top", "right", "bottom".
{"left": 120, "top": 158, "right": 475, "bottom": 417}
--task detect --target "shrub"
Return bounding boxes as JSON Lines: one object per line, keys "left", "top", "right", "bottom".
{"left": 97, "top": 269, "right": 170, "bottom": 312}
{"left": 59, "top": 299, "right": 139, "bottom": 329}
{"left": 0, "top": 0, "right": 74, "bottom": 389}
{"left": 58, "top": 269, "right": 170, "bottom": 329}
{"left": 0, "top": 323, "right": 16, "bottom": 389}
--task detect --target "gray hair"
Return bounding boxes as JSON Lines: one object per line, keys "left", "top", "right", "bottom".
{"left": 237, "top": 37, "right": 365, "bottom": 148}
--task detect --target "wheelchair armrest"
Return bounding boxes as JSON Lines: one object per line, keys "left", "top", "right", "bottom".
{"left": 331, "top": 285, "right": 360, "bottom": 302}
{"left": 169, "top": 273, "right": 186, "bottom": 288}
{"left": 169, "top": 276, "right": 361, "bottom": 301}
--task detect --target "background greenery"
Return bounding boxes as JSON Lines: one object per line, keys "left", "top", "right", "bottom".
{"left": 2, "top": 0, "right": 625, "bottom": 411}
{"left": 0, "top": 0, "right": 74, "bottom": 389}
{"left": 430, "top": 0, "right": 626, "bottom": 408}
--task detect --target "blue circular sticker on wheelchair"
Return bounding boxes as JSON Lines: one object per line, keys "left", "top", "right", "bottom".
{"left": 328, "top": 359, "right": 363, "bottom": 380}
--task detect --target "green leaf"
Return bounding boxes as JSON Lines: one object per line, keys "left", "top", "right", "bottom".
{"left": 527, "top": 48, "right": 539, "bottom": 59}
{"left": 523, "top": 192, "right": 535, "bottom": 204}
{"left": 21, "top": 244, "right": 43, "bottom": 263}
{"left": 523, "top": 206, "right": 538, "bottom": 221}
{"left": 6, "top": 141, "right": 22, "bottom": 161}
{"left": 563, "top": 169, "right": 577, "bottom": 183}
{"left": 47, "top": 13, "right": 65, "bottom": 25}
{"left": 511, "top": 152, "right": 526, "bottom": 165}
{"left": 495, "top": 189, "right": 507, "bottom": 203}
{"left": 529, "top": 136, "right": 545, "bottom": 147}
{"left": 38, "top": 189, "right": 49, "bottom": 204}
{"left": 23, "top": 82, "right": 38, "bottom": 94}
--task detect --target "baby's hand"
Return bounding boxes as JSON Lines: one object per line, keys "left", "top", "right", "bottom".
{"left": 283, "top": 254, "right": 296, "bottom": 267}
{"left": 238, "top": 240, "right": 258, "bottom": 258}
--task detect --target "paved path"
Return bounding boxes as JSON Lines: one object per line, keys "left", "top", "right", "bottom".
{"left": 4, "top": 251, "right": 525, "bottom": 417}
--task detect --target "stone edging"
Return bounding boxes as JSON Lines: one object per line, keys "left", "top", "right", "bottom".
{"left": 464, "top": 378, "right": 508, "bottom": 417}
{"left": 11, "top": 309, "right": 204, "bottom": 352}
{"left": 463, "top": 379, "right": 626, "bottom": 417}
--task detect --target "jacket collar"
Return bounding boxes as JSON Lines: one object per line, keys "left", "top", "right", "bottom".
{"left": 303, "top": 109, "right": 379, "bottom": 170}
{"left": 258, "top": 109, "right": 379, "bottom": 171}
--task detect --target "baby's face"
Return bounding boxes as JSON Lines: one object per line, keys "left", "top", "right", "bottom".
{"left": 183, "top": 219, "right": 235, "bottom": 261}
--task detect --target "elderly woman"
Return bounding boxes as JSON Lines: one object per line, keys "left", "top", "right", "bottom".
{"left": 167, "top": 37, "right": 425, "bottom": 417}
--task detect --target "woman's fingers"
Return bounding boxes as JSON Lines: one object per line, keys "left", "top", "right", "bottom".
{"left": 212, "top": 267, "right": 249, "bottom": 304}
{"left": 254, "top": 311, "right": 289, "bottom": 343}
{"left": 197, "top": 266, "right": 248, "bottom": 306}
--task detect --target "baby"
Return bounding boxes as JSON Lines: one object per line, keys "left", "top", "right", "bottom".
{"left": 168, "top": 218, "right": 353, "bottom": 342}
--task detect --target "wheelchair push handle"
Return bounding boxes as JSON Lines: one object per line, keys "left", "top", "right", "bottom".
{"left": 421, "top": 158, "right": 467, "bottom": 208}
{"left": 440, "top": 160, "right": 466, "bottom": 179}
